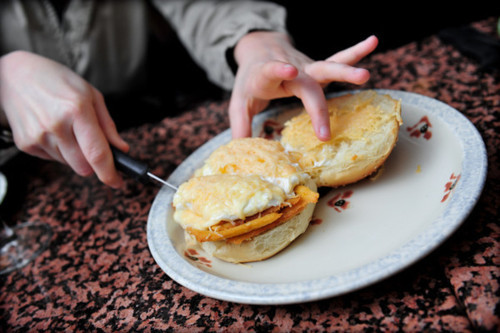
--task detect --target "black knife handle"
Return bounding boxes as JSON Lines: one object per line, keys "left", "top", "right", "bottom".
{"left": 111, "top": 146, "right": 148, "bottom": 181}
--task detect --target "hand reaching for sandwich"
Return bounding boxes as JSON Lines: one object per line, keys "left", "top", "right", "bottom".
{"left": 0, "top": 51, "right": 129, "bottom": 188}
{"left": 229, "top": 32, "right": 378, "bottom": 141}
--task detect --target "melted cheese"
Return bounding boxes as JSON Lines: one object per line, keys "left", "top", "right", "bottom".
{"left": 173, "top": 174, "right": 286, "bottom": 230}
{"left": 194, "top": 137, "right": 307, "bottom": 196}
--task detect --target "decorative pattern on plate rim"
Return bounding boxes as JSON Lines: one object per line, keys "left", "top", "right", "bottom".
{"left": 407, "top": 116, "right": 432, "bottom": 140}
{"left": 327, "top": 190, "right": 353, "bottom": 213}
{"left": 184, "top": 248, "right": 212, "bottom": 268}
{"left": 442, "top": 173, "right": 461, "bottom": 203}
{"left": 309, "top": 217, "right": 322, "bottom": 226}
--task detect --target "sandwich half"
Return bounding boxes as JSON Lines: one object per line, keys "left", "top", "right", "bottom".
{"left": 280, "top": 90, "right": 402, "bottom": 187}
{"left": 172, "top": 138, "right": 318, "bottom": 263}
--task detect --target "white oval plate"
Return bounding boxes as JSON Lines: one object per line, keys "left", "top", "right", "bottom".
{"left": 147, "top": 90, "right": 487, "bottom": 305}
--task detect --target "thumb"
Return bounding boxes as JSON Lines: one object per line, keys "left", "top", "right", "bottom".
{"left": 254, "top": 61, "right": 298, "bottom": 99}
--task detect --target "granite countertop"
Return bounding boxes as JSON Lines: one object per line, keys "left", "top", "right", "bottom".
{"left": 0, "top": 17, "right": 498, "bottom": 332}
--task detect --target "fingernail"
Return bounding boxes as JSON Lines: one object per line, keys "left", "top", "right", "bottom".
{"left": 319, "top": 125, "right": 331, "bottom": 140}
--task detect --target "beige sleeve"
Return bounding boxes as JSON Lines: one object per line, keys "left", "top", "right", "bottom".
{"left": 151, "top": 0, "right": 288, "bottom": 90}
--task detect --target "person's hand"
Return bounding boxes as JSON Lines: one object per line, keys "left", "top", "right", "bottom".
{"left": 229, "top": 32, "right": 379, "bottom": 141}
{"left": 0, "top": 51, "right": 129, "bottom": 188}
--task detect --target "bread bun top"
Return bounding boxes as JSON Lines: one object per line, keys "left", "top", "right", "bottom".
{"left": 174, "top": 137, "right": 314, "bottom": 230}
{"left": 173, "top": 174, "right": 287, "bottom": 230}
{"left": 280, "top": 90, "right": 402, "bottom": 187}
{"left": 194, "top": 137, "right": 309, "bottom": 197}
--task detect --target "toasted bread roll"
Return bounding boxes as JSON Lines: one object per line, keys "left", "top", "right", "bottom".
{"left": 173, "top": 137, "right": 318, "bottom": 263}
{"left": 196, "top": 178, "right": 317, "bottom": 263}
{"left": 280, "top": 90, "right": 402, "bottom": 187}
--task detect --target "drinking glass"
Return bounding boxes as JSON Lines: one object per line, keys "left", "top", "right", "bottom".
{"left": 0, "top": 172, "right": 52, "bottom": 275}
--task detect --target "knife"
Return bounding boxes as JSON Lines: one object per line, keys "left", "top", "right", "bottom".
{"left": 111, "top": 146, "right": 178, "bottom": 191}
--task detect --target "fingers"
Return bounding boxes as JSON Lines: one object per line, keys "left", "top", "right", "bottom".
{"left": 305, "top": 35, "right": 378, "bottom": 86}
{"left": 57, "top": 131, "right": 93, "bottom": 177}
{"left": 229, "top": 61, "right": 298, "bottom": 139}
{"left": 251, "top": 61, "right": 298, "bottom": 99}
{"left": 11, "top": 104, "right": 91, "bottom": 174}
{"left": 306, "top": 61, "right": 370, "bottom": 85}
{"left": 26, "top": 93, "right": 124, "bottom": 188}
{"left": 295, "top": 36, "right": 378, "bottom": 140}
{"left": 264, "top": 61, "right": 298, "bottom": 87}
{"left": 301, "top": 93, "right": 331, "bottom": 141}
{"left": 228, "top": 95, "right": 252, "bottom": 139}
{"left": 228, "top": 35, "right": 378, "bottom": 142}
{"left": 284, "top": 77, "right": 331, "bottom": 141}
{"left": 53, "top": 89, "right": 126, "bottom": 188}
{"left": 24, "top": 144, "right": 62, "bottom": 164}
{"left": 230, "top": 60, "right": 331, "bottom": 141}
{"left": 326, "top": 35, "right": 379, "bottom": 65}
{"left": 68, "top": 89, "right": 128, "bottom": 188}
{"left": 72, "top": 94, "right": 124, "bottom": 189}
{"left": 228, "top": 85, "right": 269, "bottom": 139}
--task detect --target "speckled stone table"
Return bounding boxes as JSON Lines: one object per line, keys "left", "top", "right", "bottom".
{"left": 0, "top": 17, "right": 498, "bottom": 332}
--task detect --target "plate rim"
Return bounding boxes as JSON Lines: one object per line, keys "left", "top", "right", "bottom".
{"left": 147, "top": 89, "right": 487, "bottom": 305}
